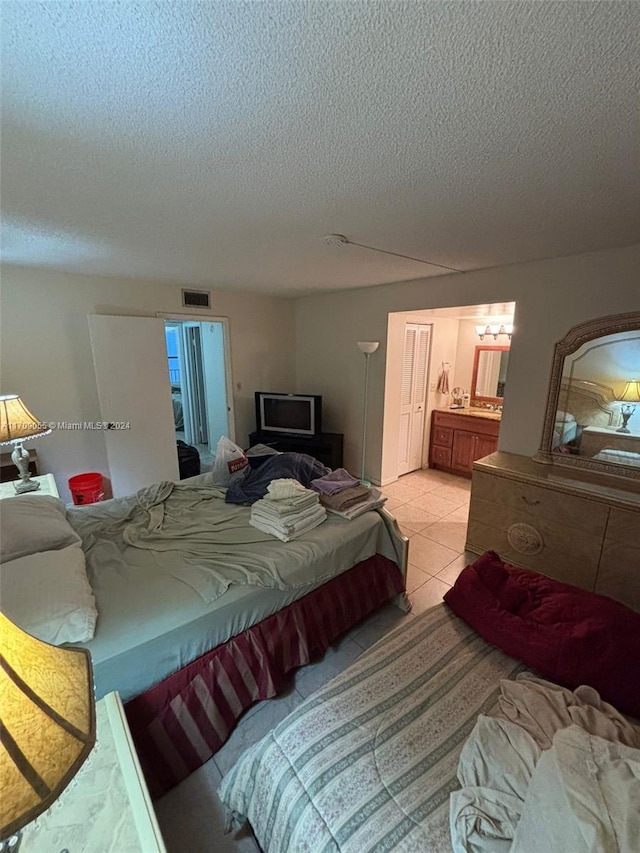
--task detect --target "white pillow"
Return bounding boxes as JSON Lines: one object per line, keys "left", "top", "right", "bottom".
{"left": 554, "top": 410, "right": 576, "bottom": 423}
{"left": 0, "top": 494, "right": 81, "bottom": 563}
{"left": 0, "top": 543, "right": 97, "bottom": 644}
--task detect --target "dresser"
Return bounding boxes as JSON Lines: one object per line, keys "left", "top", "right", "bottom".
{"left": 466, "top": 451, "right": 640, "bottom": 612}
{"left": 21, "top": 692, "right": 166, "bottom": 851}
{"left": 429, "top": 409, "right": 501, "bottom": 477}
{"left": 579, "top": 425, "right": 640, "bottom": 457}
{"left": 249, "top": 430, "right": 344, "bottom": 469}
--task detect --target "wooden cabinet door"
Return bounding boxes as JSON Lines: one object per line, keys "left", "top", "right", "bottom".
{"left": 452, "top": 430, "right": 475, "bottom": 472}
{"left": 473, "top": 434, "right": 498, "bottom": 463}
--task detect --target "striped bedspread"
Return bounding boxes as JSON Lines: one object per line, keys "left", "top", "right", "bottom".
{"left": 218, "top": 604, "right": 523, "bottom": 852}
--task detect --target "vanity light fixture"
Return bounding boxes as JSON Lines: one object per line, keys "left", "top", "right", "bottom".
{"left": 475, "top": 323, "right": 513, "bottom": 341}
{"left": 616, "top": 379, "right": 640, "bottom": 433}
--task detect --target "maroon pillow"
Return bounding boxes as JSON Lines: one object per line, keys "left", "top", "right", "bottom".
{"left": 443, "top": 551, "right": 640, "bottom": 718}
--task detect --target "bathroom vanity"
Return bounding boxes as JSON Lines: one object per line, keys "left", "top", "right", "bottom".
{"left": 428, "top": 408, "right": 501, "bottom": 477}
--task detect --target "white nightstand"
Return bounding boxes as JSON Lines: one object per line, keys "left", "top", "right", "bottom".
{"left": 21, "top": 692, "right": 166, "bottom": 852}
{"left": 0, "top": 473, "right": 59, "bottom": 500}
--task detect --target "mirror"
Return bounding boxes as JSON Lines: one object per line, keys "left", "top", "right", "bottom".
{"left": 471, "top": 345, "right": 510, "bottom": 404}
{"left": 535, "top": 311, "right": 640, "bottom": 481}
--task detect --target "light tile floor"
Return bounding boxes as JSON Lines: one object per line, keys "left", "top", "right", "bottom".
{"left": 155, "top": 468, "right": 475, "bottom": 853}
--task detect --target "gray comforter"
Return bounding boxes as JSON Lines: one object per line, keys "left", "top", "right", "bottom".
{"left": 68, "top": 479, "right": 381, "bottom": 603}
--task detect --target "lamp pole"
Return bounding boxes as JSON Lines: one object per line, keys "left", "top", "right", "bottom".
{"left": 357, "top": 342, "right": 379, "bottom": 486}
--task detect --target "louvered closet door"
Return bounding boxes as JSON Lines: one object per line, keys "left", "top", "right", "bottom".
{"left": 398, "top": 324, "right": 432, "bottom": 475}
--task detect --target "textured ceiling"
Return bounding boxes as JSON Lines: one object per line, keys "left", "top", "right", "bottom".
{"left": 1, "top": 1, "right": 639, "bottom": 296}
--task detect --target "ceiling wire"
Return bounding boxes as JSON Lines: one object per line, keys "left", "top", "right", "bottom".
{"left": 324, "top": 234, "right": 465, "bottom": 273}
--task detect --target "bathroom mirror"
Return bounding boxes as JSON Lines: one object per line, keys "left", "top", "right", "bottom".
{"left": 471, "top": 345, "right": 510, "bottom": 405}
{"left": 534, "top": 311, "right": 640, "bottom": 481}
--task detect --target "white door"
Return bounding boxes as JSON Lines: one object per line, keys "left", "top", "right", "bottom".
{"left": 89, "top": 315, "right": 180, "bottom": 497}
{"left": 398, "top": 323, "right": 431, "bottom": 475}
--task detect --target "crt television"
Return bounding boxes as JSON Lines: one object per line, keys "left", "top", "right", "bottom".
{"left": 255, "top": 392, "right": 322, "bottom": 437}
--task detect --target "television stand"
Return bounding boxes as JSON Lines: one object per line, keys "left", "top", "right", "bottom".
{"left": 248, "top": 431, "right": 344, "bottom": 470}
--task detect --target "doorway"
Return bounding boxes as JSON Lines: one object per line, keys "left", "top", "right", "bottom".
{"left": 163, "top": 317, "right": 233, "bottom": 471}
{"left": 381, "top": 302, "right": 516, "bottom": 485}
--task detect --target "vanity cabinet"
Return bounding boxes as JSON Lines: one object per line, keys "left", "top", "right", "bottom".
{"left": 429, "top": 410, "right": 500, "bottom": 477}
{"left": 466, "top": 451, "right": 640, "bottom": 611}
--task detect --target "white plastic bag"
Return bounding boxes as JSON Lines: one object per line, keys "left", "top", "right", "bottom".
{"left": 211, "top": 436, "right": 249, "bottom": 486}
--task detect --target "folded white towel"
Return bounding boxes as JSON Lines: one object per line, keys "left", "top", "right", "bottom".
{"left": 266, "top": 478, "right": 307, "bottom": 500}
{"left": 251, "top": 502, "right": 325, "bottom": 531}
{"left": 260, "top": 491, "right": 319, "bottom": 515}
{"left": 250, "top": 505, "right": 327, "bottom": 542}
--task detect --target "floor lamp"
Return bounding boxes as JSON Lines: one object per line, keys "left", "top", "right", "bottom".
{"left": 357, "top": 341, "right": 379, "bottom": 486}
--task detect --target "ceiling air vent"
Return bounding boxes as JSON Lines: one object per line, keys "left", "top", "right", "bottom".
{"left": 182, "top": 288, "right": 211, "bottom": 309}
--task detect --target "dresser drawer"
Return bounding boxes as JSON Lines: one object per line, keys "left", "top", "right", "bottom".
{"left": 595, "top": 507, "right": 640, "bottom": 611}
{"left": 470, "top": 470, "right": 609, "bottom": 538}
{"left": 468, "top": 496, "right": 602, "bottom": 567}
{"left": 432, "top": 426, "right": 453, "bottom": 447}
{"left": 466, "top": 517, "right": 599, "bottom": 591}
{"left": 431, "top": 444, "right": 452, "bottom": 467}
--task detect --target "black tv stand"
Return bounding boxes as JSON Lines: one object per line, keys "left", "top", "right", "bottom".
{"left": 248, "top": 431, "right": 343, "bottom": 470}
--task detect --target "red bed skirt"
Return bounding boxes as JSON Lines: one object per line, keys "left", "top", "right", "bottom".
{"left": 125, "top": 554, "right": 405, "bottom": 797}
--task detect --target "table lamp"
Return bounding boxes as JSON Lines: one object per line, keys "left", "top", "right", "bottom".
{"left": 0, "top": 612, "right": 95, "bottom": 851}
{"left": 0, "top": 395, "right": 51, "bottom": 493}
{"left": 616, "top": 379, "right": 640, "bottom": 434}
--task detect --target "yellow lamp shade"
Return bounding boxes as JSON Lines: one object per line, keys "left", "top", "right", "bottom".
{"left": 0, "top": 395, "right": 51, "bottom": 444}
{"left": 0, "top": 611, "right": 95, "bottom": 838}
{"left": 617, "top": 379, "right": 640, "bottom": 404}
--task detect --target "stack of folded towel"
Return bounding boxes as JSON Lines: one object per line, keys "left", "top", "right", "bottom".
{"left": 250, "top": 478, "right": 327, "bottom": 542}
{"left": 310, "top": 468, "right": 387, "bottom": 519}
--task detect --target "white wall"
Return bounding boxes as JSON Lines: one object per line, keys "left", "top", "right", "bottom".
{"left": 294, "top": 244, "right": 640, "bottom": 481}
{"left": 0, "top": 266, "right": 296, "bottom": 501}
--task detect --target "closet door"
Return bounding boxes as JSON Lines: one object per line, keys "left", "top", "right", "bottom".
{"left": 89, "top": 315, "right": 180, "bottom": 497}
{"left": 398, "top": 323, "right": 432, "bottom": 475}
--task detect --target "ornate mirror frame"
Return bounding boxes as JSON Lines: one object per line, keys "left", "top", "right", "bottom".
{"left": 471, "top": 344, "right": 510, "bottom": 406}
{"left": 534, "top": 311, "right": 640, "bottom": 482}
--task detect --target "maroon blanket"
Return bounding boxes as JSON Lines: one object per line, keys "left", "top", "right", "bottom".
{"left": 444, "top": 551, "right": 640, "bottom": 718}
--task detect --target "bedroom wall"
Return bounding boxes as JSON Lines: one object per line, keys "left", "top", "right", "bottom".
{"left": 0, "top": 266, "right": 296, "bottom": 501}
{"left": 294, "top": 243, "right": 640, "bottom": 482}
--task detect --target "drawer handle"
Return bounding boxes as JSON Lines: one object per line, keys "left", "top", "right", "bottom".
{"left": 521, "top": 496, "right": 540, "bottom": 507}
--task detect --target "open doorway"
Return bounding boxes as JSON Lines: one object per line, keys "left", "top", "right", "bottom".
{"left": 381, "top": 302, "right": 517, "bottom": 485}
{"left": 163, "top": 317, "right": 233, "bottom": 473}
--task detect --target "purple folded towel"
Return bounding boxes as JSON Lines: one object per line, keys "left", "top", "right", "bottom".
{"left": 310, "top": 468, "right": 360, "bottom": 495}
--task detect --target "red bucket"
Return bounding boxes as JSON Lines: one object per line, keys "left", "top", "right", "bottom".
{"left": 69, "top": 472, "right": 104, "bottom": 505}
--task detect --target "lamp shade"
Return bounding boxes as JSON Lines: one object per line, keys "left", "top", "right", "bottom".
{"left": 0, "top": 396, "right": 51, "bottom": 444}
{"left": 357, "top": 341, "right": 380, "bottom": 354}
{"left": 617, "top": 379, "right": 640, "bottom": 404}
{"left": 0, "top": 612, "right": 95, "bottom": 839}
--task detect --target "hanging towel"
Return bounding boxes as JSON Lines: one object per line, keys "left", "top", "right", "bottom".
{"left": 437, "top": 363, "right": 450, "bottom": 394}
